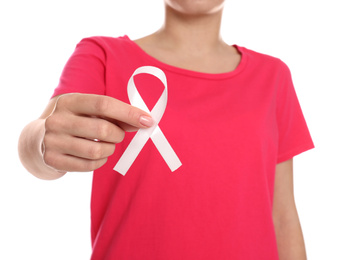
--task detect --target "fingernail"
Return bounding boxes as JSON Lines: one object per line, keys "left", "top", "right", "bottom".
{"left": 140, "top": 116, "right": 154, "bottom": 127}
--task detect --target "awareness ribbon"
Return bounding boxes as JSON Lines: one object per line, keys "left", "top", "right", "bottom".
{"left": 114, "top": 66, "right": 182, "bottom": 175}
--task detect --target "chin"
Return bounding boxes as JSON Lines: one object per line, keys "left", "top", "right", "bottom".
{"left": 164, "top": 0, "right": 225, "bottom": 15}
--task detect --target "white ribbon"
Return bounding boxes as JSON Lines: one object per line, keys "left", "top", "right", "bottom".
{"left": 114, "top": 66, "right": 182, "bottom": 175}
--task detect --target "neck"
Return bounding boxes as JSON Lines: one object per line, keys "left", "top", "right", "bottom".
{"left": 155, "top": 6, "right": 225, "bottom": 55}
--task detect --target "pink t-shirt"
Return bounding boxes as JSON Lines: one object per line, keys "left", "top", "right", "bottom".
{"left": 53, "top": 36, "right": 314, "bottom": 259}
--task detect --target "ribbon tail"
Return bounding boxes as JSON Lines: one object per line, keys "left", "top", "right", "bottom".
{"left": 151, "top": 127, "right": 182, "bottom": 172}
{"left": 113, "top": 129, "right": 152, "bottom": 175}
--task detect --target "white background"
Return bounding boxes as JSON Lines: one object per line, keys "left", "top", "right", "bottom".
{"left": 0, "top": 0, "right": 339, "bottom": 259}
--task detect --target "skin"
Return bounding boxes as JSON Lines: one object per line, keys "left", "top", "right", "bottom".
{"left": 18, "top": 0, "right": 307, "bottom": 258}
{"left": 274, "top": 159, "right": 307, "bottom": 259}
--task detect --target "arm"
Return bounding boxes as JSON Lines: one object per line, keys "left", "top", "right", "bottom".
{"left": 18, "top": 94, "right": 153, "bottom": 180}
{"left": 272, "top": 159, "right": 307, "bottom": 260}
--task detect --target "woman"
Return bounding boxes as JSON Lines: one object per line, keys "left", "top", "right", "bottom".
{"left": 18, "top": 0, "right": 314, "bottom": 259}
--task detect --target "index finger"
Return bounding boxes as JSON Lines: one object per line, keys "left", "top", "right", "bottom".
{"left": 59, "top": 94, "right": 154, "bottom": 129}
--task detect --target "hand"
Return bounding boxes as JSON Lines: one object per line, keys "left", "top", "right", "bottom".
{"left": 42, "top": 93, "right": 153, "bottom": 172}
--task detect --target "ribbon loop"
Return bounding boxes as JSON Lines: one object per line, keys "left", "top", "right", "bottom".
{"left": 114, "top": 66, "right": 182, "bottom": 175}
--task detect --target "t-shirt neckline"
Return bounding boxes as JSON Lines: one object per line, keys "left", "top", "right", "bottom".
{"left": 123, "top": 35, "right": 247, "bottom": 80}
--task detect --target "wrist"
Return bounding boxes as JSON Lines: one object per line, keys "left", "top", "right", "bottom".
{"left": 19, "top": 119, "right": 66, "bottom": 180}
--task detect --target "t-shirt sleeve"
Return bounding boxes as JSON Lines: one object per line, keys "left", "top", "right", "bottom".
{"left": 52, "top": 37, "right": 106, "bottom": 98}
{"left": 276, "top": 61, "right": 314, "bottom": 163}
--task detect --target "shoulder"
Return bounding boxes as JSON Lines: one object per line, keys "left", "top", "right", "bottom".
{"left": 238, "top": 45, "right": 291, "bottom": 75}
{"left": 76, "top": 35, "right": 130, "bottom": 48}
{"left": 73, "top": 35, "right": 133, "bottom": 55}
{"left": 78, "top": 35, "right": 129, "bottom": 45}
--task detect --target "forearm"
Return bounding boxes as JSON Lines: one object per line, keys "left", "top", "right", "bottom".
{"left": 274, "top": 212, "right": 307, "bottom": 260}
{"left": 18, "top": 119, "right": 66, "bottom": 180}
